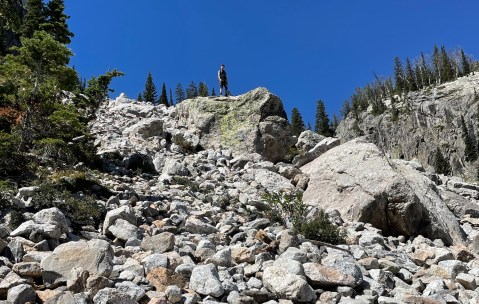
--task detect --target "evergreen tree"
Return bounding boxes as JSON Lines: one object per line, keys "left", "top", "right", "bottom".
{"left": 414, "top": 63, "right": 422, "bottom": 89}
{"left": 441, "top": 46, "right": 452, "bottom": 82}
{"left": 307, "top": 122, "right": 312, "bottom": 131}
{"left": 393, "top": 57, "right": 405, "bottom": 93}
{"left": 142, "top": 70, "right": 158, "bottom": 103}
{"left": 198, "top": 82, "right": 205, "bottom": 97}
{"left": 314, "top": 99, "right": 332, "bottom": 137}
{"left": 41, "top": 0, "right": 74, "bottom": 44}
{"left": 405, "top": 58, "right": 418, "bottom": 91}
{"left": 390, "top": 95, "right": 399, "bottom": 121}
{"left": 186, "top": 81, "right": 198, "bottom": 99}
{"left": 200, "top": 82, "right": 209, "bottom": 97}
{"left": 169, "top": 88, "right": 174, "bottom": 106}
{"left": 137, "top": 93, "right": 143, "bottom": 102}
{"left": 158, "top": 82, "right": 168, "bottom": 106}
{"left": 434, "top": 147, "right": 451, "bottom": 175}
{"left": 432, "top": 45, "right": 441, "bottom": 83}
{"left": 420, "top": 51, "right": 429, "bottom": 87}
{"left": 290, "top": 108, "right": 305, "bottom": 137}
{"left": 21, "top": 0, "right": 46, "bottom": 39}
{"left": 461, "top": 115, "right": 477, "bottom": 162}
{"left": 461, "top": 49, "right": 470, "bottom": 76}
{"left": 175, "top": 83, "right": 185, "bottom": 104}
{"left": 211, "top": 88, "right": 216, "bottom": 96}
{"left": 340, "top": 100, "right": 351, "bottom": 118}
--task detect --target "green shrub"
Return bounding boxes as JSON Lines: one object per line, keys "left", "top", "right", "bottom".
{"left": 298, "top": 211, "right": 346, "bottom": 245}
{"left": 261, "top": 191, "right": 345, "bottom": 245}
{"left": 30, "top": 180, "right": 104, "bottom": 231}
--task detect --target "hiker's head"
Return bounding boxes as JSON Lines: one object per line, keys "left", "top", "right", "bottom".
{"left": 221, "top": 64, "right": 225, "bottom": 70}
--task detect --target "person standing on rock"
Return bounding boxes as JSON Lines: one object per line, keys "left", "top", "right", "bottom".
{"left": 218, "top": 64, "right": 228, "bottom": 96}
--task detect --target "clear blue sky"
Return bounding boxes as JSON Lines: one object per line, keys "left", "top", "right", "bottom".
{"left": 65, "top": 0, "right": 479, "bottom": 127}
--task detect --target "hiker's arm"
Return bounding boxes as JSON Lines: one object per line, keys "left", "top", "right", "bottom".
{"left": 218, "top": 72, "right": 221, "bottom": 82}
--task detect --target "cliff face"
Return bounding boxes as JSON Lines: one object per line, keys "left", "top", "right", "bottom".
{"left": 336, "top": 73, "right": 479, "bottom": 179}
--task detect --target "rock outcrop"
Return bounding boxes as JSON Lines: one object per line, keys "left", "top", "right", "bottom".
{"left": 336, "top": 74, "right": 479, "bottom": 178}
{"left": 176, "top": 87, "right": 296, "bottom": 162}
{"left": 302, "top": 137, "right": 466, "bottom": 245}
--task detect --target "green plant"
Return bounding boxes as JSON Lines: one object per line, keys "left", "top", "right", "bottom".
{"left": 260, "top": 191, "right": 345, "bottom": 244}
{"left": 30, "top": 180, "right": 104, "bottom": 231}
{"left": 285, "top": 147, "right": 300, "bottom": 162}
{"left": 298, "top": 211, "right": 346, "bottom": 245}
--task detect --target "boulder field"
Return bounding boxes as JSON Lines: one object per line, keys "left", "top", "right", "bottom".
{"left": 1, "top": 88, "right": 479, "bottom": 304}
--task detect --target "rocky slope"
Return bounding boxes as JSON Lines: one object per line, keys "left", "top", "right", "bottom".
{"left": 336, "top": 73, "right": 479, "bottom": 180}
{"left": 1, "top": 88, "right": 479, "bottom": 304}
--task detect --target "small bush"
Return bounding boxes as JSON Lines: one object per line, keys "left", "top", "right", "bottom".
{"left": 30, "top": 180, "right": 104, "bottom": 231}
{"left": 285, "top": 147, "right": 301, "bottom": 163}
{"left": 298, "top": 211, "right": 346, "bottom": 245}
{"left": 261, "top": 191, "right": 345, "bottom": 245}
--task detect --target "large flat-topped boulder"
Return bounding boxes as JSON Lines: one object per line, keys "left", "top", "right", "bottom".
{"left": 176, "top": 87, "right": 296, "bottom": 162}
{"left": 301, "top": 137, "right": 466, "bottom": 246}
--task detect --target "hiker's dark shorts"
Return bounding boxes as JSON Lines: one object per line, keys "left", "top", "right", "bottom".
{"left": 220, "top": 81, "right": 228, "bottom": 90}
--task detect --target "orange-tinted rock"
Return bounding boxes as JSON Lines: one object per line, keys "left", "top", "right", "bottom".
{"left": 146, "top": 267, "right": 186, "bottom": 292}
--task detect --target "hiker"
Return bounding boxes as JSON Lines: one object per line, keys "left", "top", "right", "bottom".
{"left": 218, "top": 64, "right": 228, "bottom": 96}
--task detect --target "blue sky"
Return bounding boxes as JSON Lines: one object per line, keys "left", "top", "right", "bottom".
{"left": 66, "top": 0, "right": 479, "bottom": 127}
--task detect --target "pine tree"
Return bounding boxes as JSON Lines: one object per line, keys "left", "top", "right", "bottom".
{"left": 41, "top": 0, "right": 74, "bottom": 44}
{"left": 307, "top": 122, "right": 312, "bottom": 131}
{"left": 441, "top": 46, "right": 452, "bottom": 82}
{"left": 211, "top": 88, "right": 216, "bottom": 96}
{"left": 142, "top": 70, "right": 158, "bottom": 103}
{"left": 175, "top": 83, "right": 185, "bottom": 104}
{"left": 414, "top": 62, "right": 423, "bottom": 90}
{"left": 340, "top": 100, "right": 351, "bottom": 118}
{"left": 314, "top": 99, "right": 332, "bottom": 137}
{"left": 461, "top": 49, "right": 470, "bottom": 76}
{"left": 200, "top": 83, "right": 209, "bottom": 97}
{"left": 290, "top": 108, "right": 305, "bottom": 137}
{"left": 137, "top": 93, "right": 143, "bottom": 102}
{"left": 461, "top": 115, "right": 478, "bottom": 162}
{"left": 169, "top": 88, "right": 174, "bottom": 106}
{"left": 186, "top": 81, "right": 198, "bottom": 99}
{"left": 198, "top": 82, "right": 205, "bottom": 97}
{"left": 432, "top": 45, "right": 441, "bottom": 83}
{"left": 393, "top": 57, "right": 405, "bottom": 93}
{"left": 158, "top": 82, "right": 168, "bottom": 106}
{"left": 22, "top": 0, "right": 46, "bottom": 39}
{"left": 434, "top": 147, "right": 451, "bottom": 175}
{"left": 405, "top": 58, "right": 418, "bottom": 92}
{"left": 420, "top": 51, "right": 429, "bottom": 87}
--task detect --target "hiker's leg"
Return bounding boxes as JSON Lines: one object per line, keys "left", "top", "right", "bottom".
{"left": 219, "top": 83, "right": 223, "bottom": 95}
{"left": 225, "top": 84, "right": 228, "bottom": 96}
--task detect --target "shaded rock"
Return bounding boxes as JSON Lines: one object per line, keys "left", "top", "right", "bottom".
{"left": 93, "top": 288, "right": 139, "bottom": 304}
{"left": 7, "top": 284, "right": 36, "bottom": 304}
{"left": 140, "top": 232, "right": 175, "bottom": 254}
{"left": 296, "top": 130, "right": 325, "bottom": 151}
{"left": 103, "top": 206, "right": 136, "bottom": 235}
{"left": 293, "top": 137, "right": 341, "bottom": 167}
{"left": 301, "top": 138, "right": 466, "bottom": 245}
{"left": 185, "top": 218, "right": 218, "bottom": 234}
